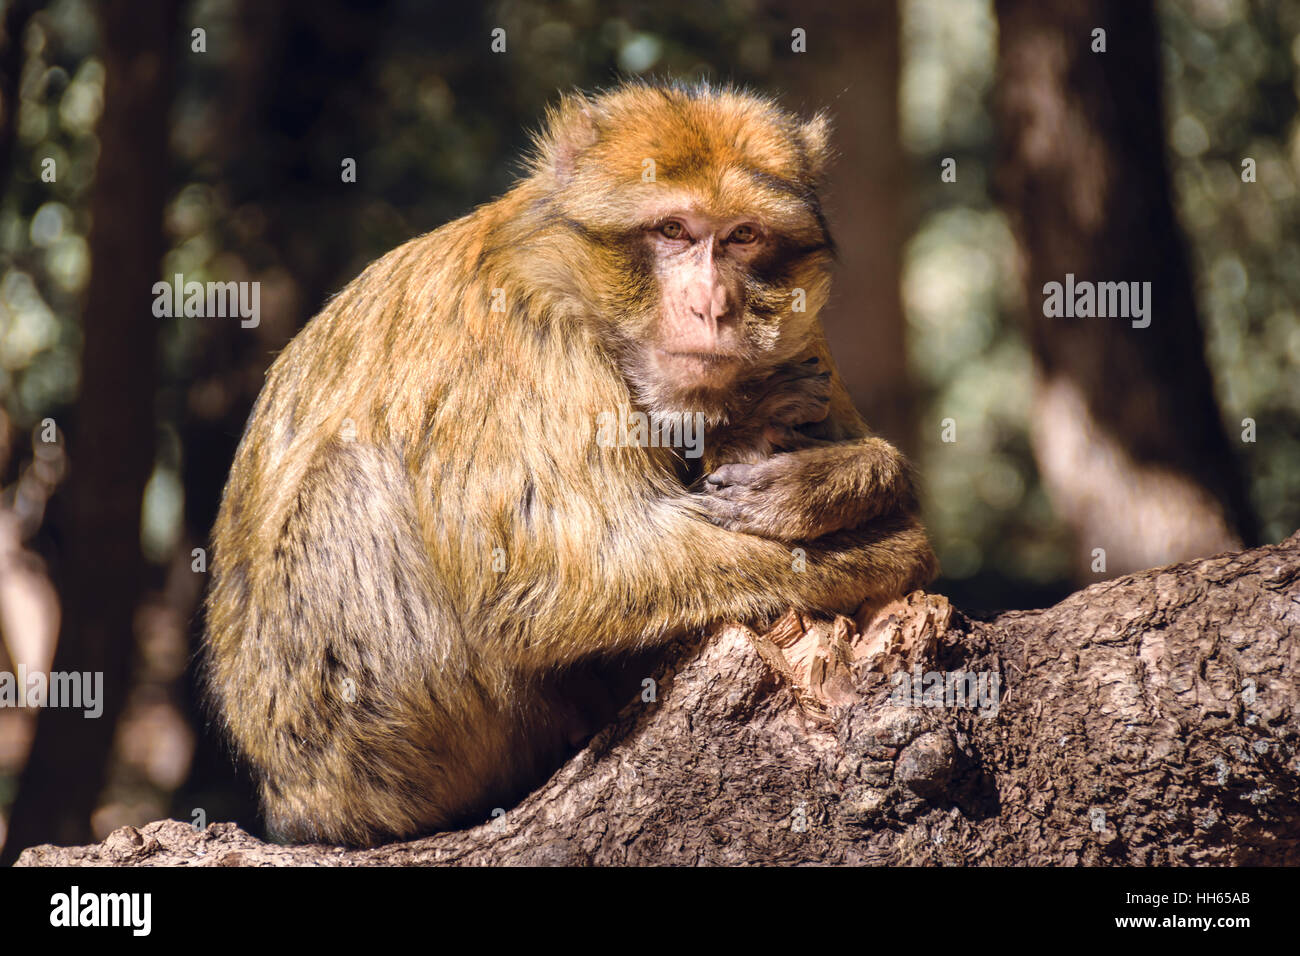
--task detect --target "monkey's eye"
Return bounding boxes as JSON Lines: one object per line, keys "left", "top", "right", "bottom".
{"left": 727, "top": 224, "right": 758, "bottom": 244}
{"left": 659, "top": 220, "right": 686, "bottom": 240}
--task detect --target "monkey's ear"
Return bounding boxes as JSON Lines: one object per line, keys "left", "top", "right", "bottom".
{"left": 536, "top": 92, "right": 604, "bottom": 182}
{"left": 797, "top": 111, "right": 833, "bottom": 182}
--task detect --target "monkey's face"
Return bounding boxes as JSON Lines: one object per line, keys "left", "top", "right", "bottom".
{"left": 533, "top": 84, "right": 836, "bottom": 420}
{"left": 621, "top": 202, "right": 832, "bottom": 420}
{"left": 641, "top": 209, "right": 770, "bottom": 394}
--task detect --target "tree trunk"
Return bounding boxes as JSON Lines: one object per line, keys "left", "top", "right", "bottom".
{"left": 16, "top": 531, "right": 1298, "bottom": 866}
{"left": 0, "top": 0, "right": 177, "bottom": 864}
{"left": 774, "top": 1, "right": 914, "bottom": 456}
{"left": 0, "top": 0, "right": 37, "bottom": 190}
{"left": 992, "top": 0, "right": 1257, "bottom": 579}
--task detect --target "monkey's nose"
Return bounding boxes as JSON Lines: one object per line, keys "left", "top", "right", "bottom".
{"left": 688, "top": 289, "right": 730, "bottom": 325}
{"left": 682, "top": 262, "right": 729, "bottom": 319}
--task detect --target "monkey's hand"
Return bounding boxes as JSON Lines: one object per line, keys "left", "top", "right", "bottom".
{"left": 698, "top": 438, "right": 917, "bottom": 542}
{"left": 703, "top": 357, "right": 833, "bottom": 469}
{"left": 752, "top": 356, "right": 833, "bottom": 450}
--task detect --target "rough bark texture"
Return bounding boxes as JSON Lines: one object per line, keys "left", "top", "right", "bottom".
{"left": 16, "top": 532, "right": 1299, "bottom": 867}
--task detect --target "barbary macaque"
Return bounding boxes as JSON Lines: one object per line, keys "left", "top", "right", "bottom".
{"left": 204, "top": 80, "right": 938, "bottom": 846}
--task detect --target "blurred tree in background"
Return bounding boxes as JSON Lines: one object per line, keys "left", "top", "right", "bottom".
{"left": 994, "top": 0, "right": 1257, "bottom": 579}
{"left": 0, "top": 0, "right": 1295, "bottom": 853}
{"left": 2, "top": 0, "right": 175, "bottom": 857}
{"left": 900, "top": 0, "right": 1299, "bottom": 610}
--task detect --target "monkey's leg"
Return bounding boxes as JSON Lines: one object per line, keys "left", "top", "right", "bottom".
{"left": 699, "top": 438, "right": 917, "bottom": 542}
{"left": 209, "top": 441, "right": 524, "bottom": 845}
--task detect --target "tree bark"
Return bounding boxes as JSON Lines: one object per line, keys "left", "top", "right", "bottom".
{"left": 993, "top": 0, "right": 1258, "bottom": 579}
{"left": 16, "top": 531, "right": 1298, "bottom": 866}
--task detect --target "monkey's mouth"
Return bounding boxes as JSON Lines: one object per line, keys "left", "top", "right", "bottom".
{"left": 658, "top": 353, "right": 745, "bottom": 393}
{"left": 656, "top": 349, "right": 743, "bottom": 380}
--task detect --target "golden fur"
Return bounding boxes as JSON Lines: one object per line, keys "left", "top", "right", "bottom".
{"left": 204, "top": 80, "right": 937, "bottom": 846}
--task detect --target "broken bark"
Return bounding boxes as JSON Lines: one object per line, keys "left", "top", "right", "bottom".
{"left": 15, "top": 531, "right": 1299, "bottom": 866}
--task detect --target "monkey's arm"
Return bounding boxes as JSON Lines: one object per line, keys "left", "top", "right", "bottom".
{"left": 580, "top": 498, "right": 936, "bottom": 652}
{"left": 700, "top": 437, "right": 917, "bottom": 542}
{"left": 698, "top": 342, "right": 919, "bottom": 542}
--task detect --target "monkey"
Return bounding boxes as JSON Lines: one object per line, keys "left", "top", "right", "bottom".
{"left": 203, "top": 80, "right": 938, "bottom": 847}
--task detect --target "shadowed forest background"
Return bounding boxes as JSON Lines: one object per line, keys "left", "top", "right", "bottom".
{"left": 0, "top": 0, "right": 1297, "bottom": 858}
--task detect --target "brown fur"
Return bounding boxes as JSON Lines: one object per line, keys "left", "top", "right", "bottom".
{"left": 204, "top": 80, "right": 938, "bottom": 846}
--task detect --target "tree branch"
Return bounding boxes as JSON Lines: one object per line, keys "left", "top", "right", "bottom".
{"left": 16, "top": 532, "right": 1299, "bottom": 866}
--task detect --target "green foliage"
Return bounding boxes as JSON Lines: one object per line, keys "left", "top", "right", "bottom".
{"left": 0, "top": 0, "right": 99, "bottom": 428}
{"left": 1160, "top": 0, "right": 1300, "bottom": 544}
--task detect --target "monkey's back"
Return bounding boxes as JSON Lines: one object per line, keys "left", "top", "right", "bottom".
{"left": 202, "top": 210, "right": 634, "bottom": 844}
